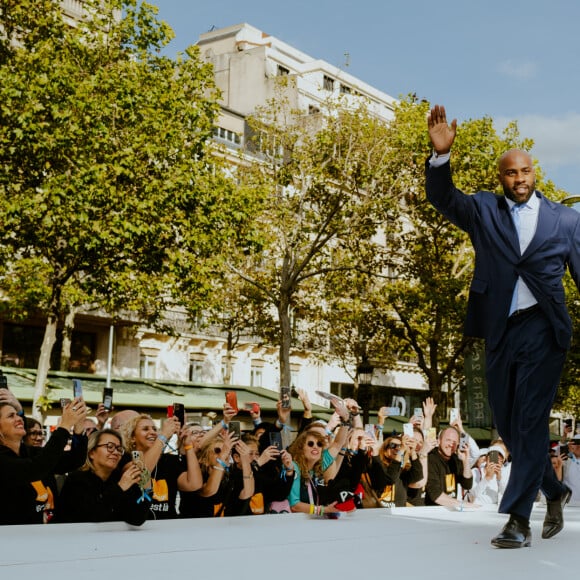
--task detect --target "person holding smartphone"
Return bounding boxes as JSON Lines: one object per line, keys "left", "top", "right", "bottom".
{"left": 56, "top": 429, "right": 149, "bottom": 526}
{"left": 121, "top": 413, "right": 202, "bottom": 519}
{"left": 0, "top": 399, "right": 88, "bottom": 525}
{"left": 468, "top": 442, "right": 510, "bottom": 505}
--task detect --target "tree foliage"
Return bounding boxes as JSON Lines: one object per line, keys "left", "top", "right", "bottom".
{"left": 0, "top": 0, "right": 248, "bottom": 416}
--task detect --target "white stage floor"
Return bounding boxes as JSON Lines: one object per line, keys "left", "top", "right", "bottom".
{"left": 1, "top": 504, "right": 578, "bottom": 579}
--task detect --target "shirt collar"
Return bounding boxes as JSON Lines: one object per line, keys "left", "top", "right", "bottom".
{"left": 505, "top": 191, "right": 539, "bottom": 211}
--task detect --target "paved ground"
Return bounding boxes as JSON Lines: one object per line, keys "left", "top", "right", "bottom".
{"left": 1, "top": 504, "right": 577, "bottom": 579}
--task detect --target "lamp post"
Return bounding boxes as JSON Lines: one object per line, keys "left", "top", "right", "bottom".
{"left": 357, "top": 355, "right": 374, "bottom": 424}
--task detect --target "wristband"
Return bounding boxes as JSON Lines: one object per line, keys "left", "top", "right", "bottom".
{"left": 158, "top": 434, "right": 168, "bottom": 445}
{"left": 221, "top": 419, "right": 227, "bottom": 429}
{"left": 216, "top": 457, "right": 229, "bottom": 470}
{"left": 183, "top": 445, "right": 194, "bottom": 451}
{"left": 376, "top": 425, "right": 384, "bottom": 431}
{"left": 212, "top": 465, "right": 224, "bottom": 471}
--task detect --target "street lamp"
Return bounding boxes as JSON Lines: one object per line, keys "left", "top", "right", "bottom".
{"left": 357, "top": 355, "right": 374, "bottom": 424}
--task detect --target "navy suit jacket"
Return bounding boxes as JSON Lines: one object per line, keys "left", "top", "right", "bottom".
{"left": 425, "top": 160, "right": 580, "bottom": 351}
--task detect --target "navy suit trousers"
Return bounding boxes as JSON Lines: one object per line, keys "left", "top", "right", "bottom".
{"left": 486, "top": 307, "right": 567, "bottom": 520}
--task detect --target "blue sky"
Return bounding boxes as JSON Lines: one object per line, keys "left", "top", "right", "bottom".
{"left": 155, "top": 0, "right": 580, "bottom": 195}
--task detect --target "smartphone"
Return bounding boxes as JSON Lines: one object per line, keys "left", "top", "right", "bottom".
{"left": 60, "top": 398, "right": 71, "bottom": 408}
{"left": 269, "top": 431, "right": 283, "bottom": 450}
{"left": 564, "top": 418, "right": 573, "bottom": 428}
{"left": 426, "top": 427, "right": 437, "bottom": 442}
{"left": 244, "top": 402, "right": 260, "bottom": 414}
{"left": 488, "top": 450, "right": 499, "bottom": 464}
{"left": 0, "top": 371, "right": 7, "bottom": 389}
{"left": 225, "top": 391, "right": 238, "bottom": 413}
{"left": 173, "top": 402, "right": 185, "bottom": 425}
{"left": 166, "top": 405, "right": 174, "bottom": 418}
{"left": 72, "top": 379, "right": 83, "bottom": 399}
{"left": 560, "top": 444, "right": 569, "bottom": 456}
{"left": 449, "top": 408, "right": 459, "bottom": 424}
{"left": 403, "top": 423, "right": 414, "bottom": 438}
{"left": 364, "top": 424, "right": 375, "bottom": 438}
{"left": 413, "top": 407, "right": 423, "bottom": 418}
{"left": 380, "top": 406, "right": 401, "bottom": 416}
{"left": 102, "top": 387, "right": 113, "bottom": 411}
{"left": 459, "top": 431, "right": 469, "bottom": 451}
{"left": 229, "top": 420, "right": 241, "bottom": 439}
{"left": 280, "top": 386, "right": 291, "bottom": 409}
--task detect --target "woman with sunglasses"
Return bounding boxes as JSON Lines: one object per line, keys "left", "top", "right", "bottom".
{"left": 57, "top": 429, "right": 149, "bottom": 525}
{"left": 287, "top": 430, "right": 345, "bottom": 516}
{"left": 179, "top": 431, "right": 236, "bottom": 518}
{"left": 368, "top": 434, "right": 423, "bottom": 507}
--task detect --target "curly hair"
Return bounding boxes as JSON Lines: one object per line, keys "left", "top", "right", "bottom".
{"left": 288, "top": 430, "right": 326, "bottom": 482}
{"left": 120, "top": 413, "right": 154, "bottom": 453}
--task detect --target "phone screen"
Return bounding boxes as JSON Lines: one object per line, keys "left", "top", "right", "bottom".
{"left": 102, "top": 387, "right": 113, "bottom": 410}
{"left": 280, "top": 386, "right": 291, "bottom": 409}
{"left": 173, "top": 403, "right": 185, "bottom": 425}
{"left": 269, "top": 431, "right": 283, "bottom": 450}
{"left": 229, "top": 421, "right": 241, "bottom": 439}
{"left": 72, "top": 379, "right": 83, "bottom": 399}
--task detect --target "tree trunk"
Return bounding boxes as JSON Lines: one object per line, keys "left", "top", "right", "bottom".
{"left": 278, "top": 298, "right": 292, "bottom": 390}
{"left": 59, "top": 305, "right": 77, "bottom": 371}
{"left": 32, "top": 315, "right": 58, "bottom": 422}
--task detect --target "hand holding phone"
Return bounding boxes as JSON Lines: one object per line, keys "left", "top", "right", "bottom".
{"left": 280, "top": 386, "right": 291, "bottom": 409}
{"left": 229, "top": 421, "right": 241, "bottom": 439}
{"left": 173, "top": 403, "right": 185, "bottom": 426}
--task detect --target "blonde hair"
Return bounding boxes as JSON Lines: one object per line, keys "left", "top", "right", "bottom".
{"left": 120, "top": 413, "right": 154, "bottom": 453}
{"left": 82, "top": 429, "right": 124, "bottom": 472}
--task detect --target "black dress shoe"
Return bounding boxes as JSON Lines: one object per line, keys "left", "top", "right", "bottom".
{"left": 491, "top": 517, "right": 531, "bottom": 549}
{"left": 542, "top": 486, "right": 572, "bottom": 539}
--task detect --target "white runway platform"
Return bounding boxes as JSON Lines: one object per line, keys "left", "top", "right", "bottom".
{"left": 1, "top": 504, "right": 578, "bottom": 579}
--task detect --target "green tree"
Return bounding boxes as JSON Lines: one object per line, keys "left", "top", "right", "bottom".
{"left": 0, "top": 0, "right": 244, "bottom": 418}
{"left": 225, "top": 87, "right": 398, "bottom": 394}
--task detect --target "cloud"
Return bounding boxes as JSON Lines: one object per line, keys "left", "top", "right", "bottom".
{"left": 497, "top": 60, "right": 537, "bottom": 81}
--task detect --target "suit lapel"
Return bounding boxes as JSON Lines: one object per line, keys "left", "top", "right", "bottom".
{"left": 497, "top": 195, "right": 521, "bottom": 255}
{"left": 522, "top": 193, "right": 557, "bottom": 259}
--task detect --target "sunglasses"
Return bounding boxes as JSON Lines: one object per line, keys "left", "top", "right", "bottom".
{"left": 213, "top": 447, "right": 222, "bottom": 454}
{"left": 386, "top": 442, "right": 402, "bottom": 450}
{"left": 28, "top": 430, "right": 45, "bottom": 438}
{"left": 96, "top": 442, "right": 124, "bottom": 454}
{"left": 306, "top": 440, "right": 324, "bottom": 448}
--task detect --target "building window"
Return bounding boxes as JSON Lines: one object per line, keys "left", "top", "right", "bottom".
{"left": 339, "top": 83, "right": 351, "bottom": 94}
{"left": 323, "top": 75, "right": 334, "bottom": 91}
{"left": 250, "top": 360, "right": 264, "bottom": 387}
{"left": 212, "top": 126, "right": 242, "bottom": 147}
{"left": 277, "top": 65, "right": 290, "bottom": 76}
{"left": 140, "top": 351, "right": 158, "bottom": 379}
{"left": 189, "top": 360, "right": 204, "bottom": 382}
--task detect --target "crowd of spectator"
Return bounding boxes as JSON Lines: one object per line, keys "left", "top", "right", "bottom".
{"left": 0, "top": 381, "right": 578, "bottom": 526}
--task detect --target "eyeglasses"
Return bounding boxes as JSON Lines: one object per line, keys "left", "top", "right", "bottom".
{"left": 96, "top": 442, "right": 124, "bottom": 454}
{"left": 28, "top": 430, "right": 45, "bottom": 438}
{"left": 306, "top": 440, "right": 324, "bottom": 448}
{"left": 213, "top": 447, "right": 222, "bottom": 454}
{"left": 386, "top": 442, "right": 402, "bottom": 450}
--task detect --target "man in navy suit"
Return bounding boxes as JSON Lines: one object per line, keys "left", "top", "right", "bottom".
{"left": 425, "top": 105, "right": 578, "bottom": 548}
